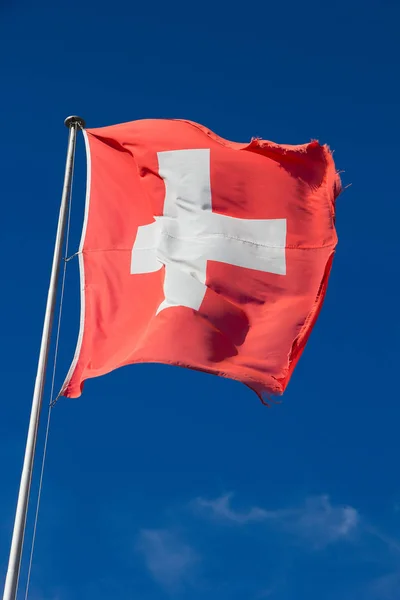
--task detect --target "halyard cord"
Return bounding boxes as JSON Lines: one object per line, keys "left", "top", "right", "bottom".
{"left": 24, "top": 140, "right": 76, "bottom": 600}
{"left": 64, "top": 251, "right": 79, "bottom": 262}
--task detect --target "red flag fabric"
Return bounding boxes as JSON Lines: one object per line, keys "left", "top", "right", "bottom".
{"left": 62, "top": 119, "right": 341, "bottom": 401}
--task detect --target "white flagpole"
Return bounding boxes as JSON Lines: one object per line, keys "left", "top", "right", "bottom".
{"left": 2, "top": 116, "right": 85, "bottom": 600}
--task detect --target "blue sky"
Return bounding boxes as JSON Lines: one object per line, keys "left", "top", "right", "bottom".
{"left": 1, "top": 0, "right": 399, "bottom": 599}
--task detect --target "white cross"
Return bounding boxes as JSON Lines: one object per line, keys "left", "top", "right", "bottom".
{"left": 131, "top": 149, "right": 287, "bottom": 313}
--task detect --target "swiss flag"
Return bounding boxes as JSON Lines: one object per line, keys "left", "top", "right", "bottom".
{"left": 62, "top": 119, "right": 341, "bottom": 402}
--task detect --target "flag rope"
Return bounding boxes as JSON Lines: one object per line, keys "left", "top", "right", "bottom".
{"left": 23, "top": 152, "right": 76, "bottom": 600}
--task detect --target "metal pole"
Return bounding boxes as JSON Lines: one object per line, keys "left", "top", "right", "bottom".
{"left": 2, "top": 116, "right": 86, "bottom": 600}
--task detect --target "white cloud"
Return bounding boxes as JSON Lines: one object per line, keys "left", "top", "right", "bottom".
{"left": 367, "top": 572, "right": 400, "bottom": 600}
{"left": 193, "top": 493, "right": 273, "bottom": 524}
{"left": 289, "top": 494, "right": 359, "bottom": 547}
{"left": 365, "top": 525, "right": 400, "bottom": 554}
{"left": 137, "top": 528, "right": 198, "bottom": 591}
{"left": 193, "top": 493, "right": 359, "bottom": 548}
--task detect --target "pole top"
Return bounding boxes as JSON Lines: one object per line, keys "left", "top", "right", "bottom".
{"left": 64, "top": 116, "right": 86, "bottom": 129}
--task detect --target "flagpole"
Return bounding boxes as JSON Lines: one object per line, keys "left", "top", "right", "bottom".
{"left": 2, "top": 116, "right": 85, "bottom": 600}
